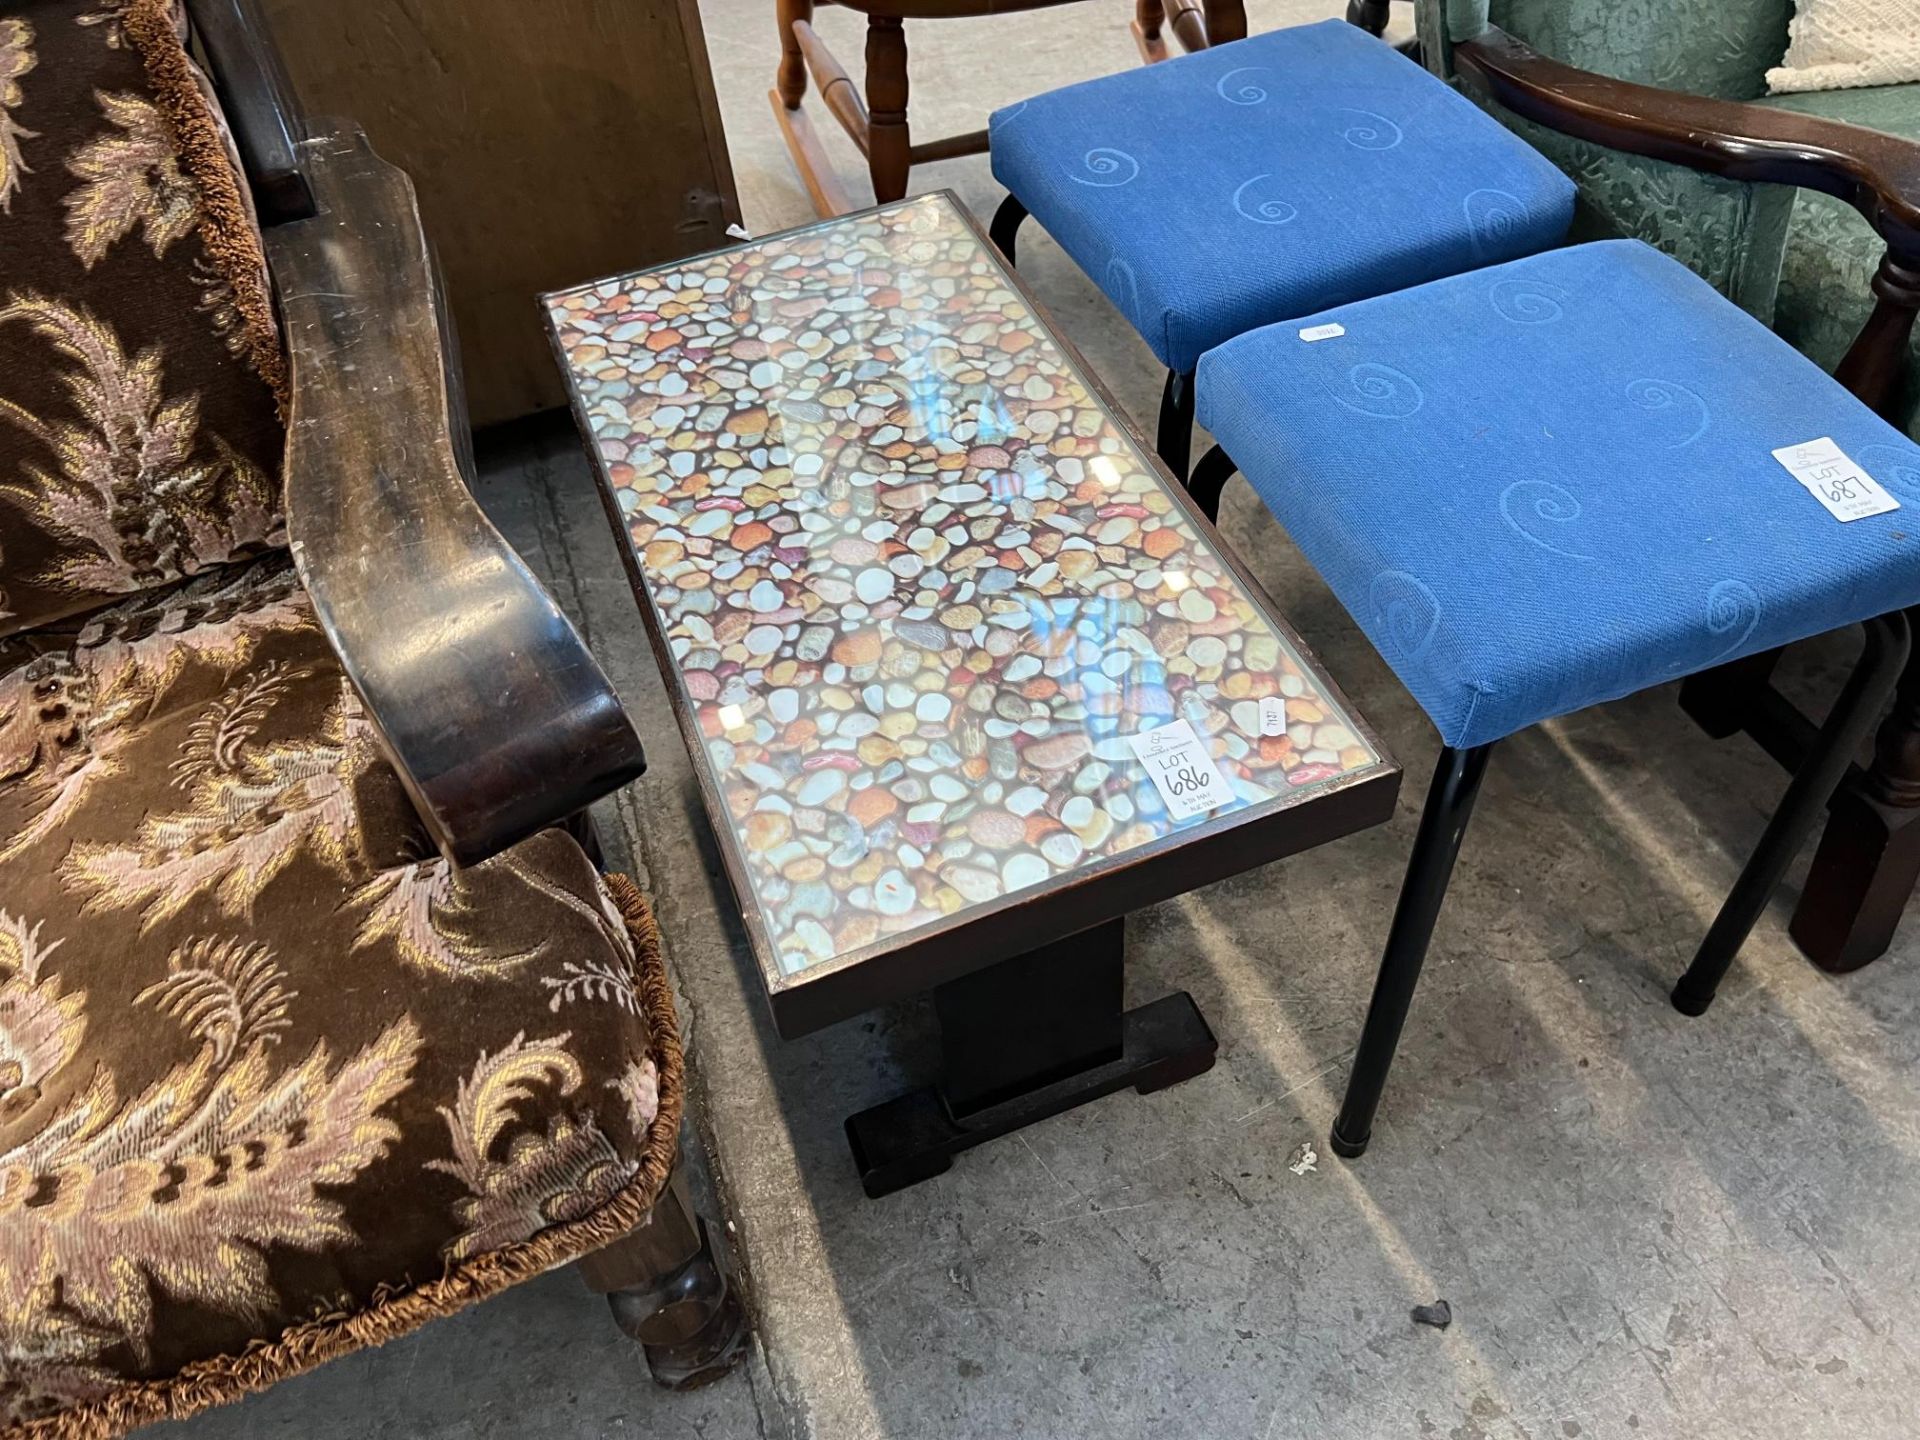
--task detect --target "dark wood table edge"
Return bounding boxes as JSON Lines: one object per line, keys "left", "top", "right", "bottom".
{"left": 778, "top": 764, "right": 1398, "bottom": 1035}
{"left": 540, "top": 189, "right": 1402, "bottom": 1039}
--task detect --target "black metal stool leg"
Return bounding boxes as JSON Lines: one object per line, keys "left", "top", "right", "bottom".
{"left": 1157, "top": 368, "right": 1195, "bottom": 482}
{"left": 990, "top": 194, "right": 1028, "bottom": 265}
{"left": 1331, "top": 743, "right": 1494, "bottom": 1160}
{"left": 1188, "top": 443, "right": 1236, "bottom": 523}
{"left": 1672, "top": 611, "right": 1912, "bottom": 1016}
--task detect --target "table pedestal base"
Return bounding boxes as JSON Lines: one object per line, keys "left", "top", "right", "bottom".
{"left": 844, "top": 918, "right": 1217, "bottom": 1198}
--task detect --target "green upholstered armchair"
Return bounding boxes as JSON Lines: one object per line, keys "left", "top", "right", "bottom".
{"left": 1346, "top": 0, "right": 1920, "bottom": 977}
{"left": 1400, "top": 0, "right": 1920, "bottom": 428}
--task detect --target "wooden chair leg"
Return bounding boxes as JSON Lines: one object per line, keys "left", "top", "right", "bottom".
{"left": 1834, "top": 253, "right": 1920, "bottom": 413}
{"left": 1791, "top": 620, "right": 1920, "bottom": 973}
{"left": 769, "top": 0, "right": 856, "bottom": 218}
{"left": 1200, "top": 0, "right": 1247, "bottom": 45}
{"left": 578, "top": 1160, "right": 750, "bottom": 1390}
{"left": 1163, "top": 0, "right": 1208, "bottom": 52}
{"left": 775, "top": 0, "right": 812, "bottom": 107}
{"left": 865, "top": 16, "right": 910, "bottom": 204}
{"left": 1133, "top": 0, "right": 1171, "bottom": 64}
{"left": 1345, "top": 0, "right": 1391, "bottom": 36}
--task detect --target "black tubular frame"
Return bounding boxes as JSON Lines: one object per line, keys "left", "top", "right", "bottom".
{"left": 1184, "top": 451, "right": 1917, "bottom": 1158}
{"left": 1157, "top": 368, "right": 1196, "bottom": 482}
{"left": 1672, "top": 608, "right": 1911, "bottom": 1013}
{"left": 1188, "top": 442, "right": 1237, "bottom": 522}
{"left": 1329, "top": 743, "right": 1493, "bottom": 1158}
{"left": 989, "top": 192, "right": 1028, "bottom": 263}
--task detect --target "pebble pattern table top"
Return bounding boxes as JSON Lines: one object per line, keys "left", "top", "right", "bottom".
{"left": 546, "top": 194, "right": 1386, "bottom": 997}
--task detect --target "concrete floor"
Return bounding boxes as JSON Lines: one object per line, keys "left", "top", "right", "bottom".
{"left": 163, "top": 3, "right": 1920, "bottom": 1438}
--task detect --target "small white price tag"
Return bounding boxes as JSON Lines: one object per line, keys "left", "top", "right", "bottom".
{"left": 1258, "top": 696, "right": 1288, "bottom": 737}
{"left": 1128, "top": 719, "right": 1235, "bottom": 819}
{"left": 1298, "top": 323, "right": 1345, "bottom": 343}
{"left": 1772, "top": 437, "right": 1900, "bottom": 523}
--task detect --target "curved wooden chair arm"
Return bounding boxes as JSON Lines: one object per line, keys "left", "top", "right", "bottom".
{"left": 1455, "top": 26, "right": 1920, "bottom": 259}
{"left": 184, "top": 0, "right": 314, "bottom": 223}
{"left": 267, "top": 128, "right": 645, "bottom": 868}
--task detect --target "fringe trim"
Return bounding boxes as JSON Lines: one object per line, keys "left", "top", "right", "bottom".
{"left": 10, "top": 873, "right": 684, "bottom": 1440}
{"left": 122, "top": 0, "right": 291, "bottom": 413}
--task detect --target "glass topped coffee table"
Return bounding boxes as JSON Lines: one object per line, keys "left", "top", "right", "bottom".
{"left": 547, "top": 193, "right": 1399, "bottom": 1196}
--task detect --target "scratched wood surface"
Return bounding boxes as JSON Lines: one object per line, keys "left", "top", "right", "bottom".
{"left": 271, "top": 129, "right": 646, "bottom": 864}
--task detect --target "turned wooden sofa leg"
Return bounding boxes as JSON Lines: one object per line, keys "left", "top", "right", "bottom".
{"left": 577, "top": 1161, "right": 750, "bottom": 1390}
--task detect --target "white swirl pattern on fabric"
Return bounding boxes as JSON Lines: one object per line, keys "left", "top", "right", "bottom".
{"left": 1331, "top": 362, "right": 1424, "bottom": 418}
{"left": 1069, "top": 148, "right": 1140, "bottom": 187}
{"left": 1500, "top": 480, "right": 1591, "bottom": 559}
{"left": 1215, "top": 66, "right": 1272, "bottom": 105}
{"left": 1230, "top": 174, "right": 1298, "bottom": 226}
{"left": 1489, "top": 277, "right": 1567, "bottom": 324}
{"left": 1338, "top": 108, "right": 1404, "bottom": 150}
{"left": 1705, "top": 579, "right": 1762, "bottom": 660}
{"left": 1626, "top": 378, "right": 1710, "bottom": 448}
{"left": 1462, "top": 188, "right": 1524, "bottom": 260}
{"left": 1104, "top": 254, "right": 1141, "bottom": 325}
{"left": 1369, "top": 570, "right": 1441, "bottom": 661}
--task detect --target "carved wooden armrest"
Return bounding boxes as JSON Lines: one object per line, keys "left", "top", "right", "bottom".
{"left": 266, "top": 128, "right": 645, "bottom": 867}
{"left": 1455, "top": 26, "right": 1920, "bottom": 259}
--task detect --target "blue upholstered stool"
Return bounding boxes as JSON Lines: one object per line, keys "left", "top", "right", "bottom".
{"left": 987, "top": 19, "right": 1575, "bottom": 477}
{"left": 1189, "top": 238, "right": 1920, "bottom": 1157}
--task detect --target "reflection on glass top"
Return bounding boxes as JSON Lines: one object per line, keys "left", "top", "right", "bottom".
{"left": 547, "top": 194, "right": 1379, "bottom": 981}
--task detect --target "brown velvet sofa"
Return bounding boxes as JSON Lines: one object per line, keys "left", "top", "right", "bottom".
{"left": 0, "top": 2, "right": 734, "bottom": 1434}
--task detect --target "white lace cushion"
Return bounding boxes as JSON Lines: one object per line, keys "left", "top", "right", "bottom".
{"left": 1768, "top": 0, "right": 1920, "bottom": 94}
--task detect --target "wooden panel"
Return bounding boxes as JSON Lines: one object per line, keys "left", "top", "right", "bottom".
{"left": 259, "top": 0, "right": 740, "bottom": 425}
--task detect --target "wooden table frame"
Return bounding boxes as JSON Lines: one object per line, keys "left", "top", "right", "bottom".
{"left": 770, "top": 0, "right": 1250, "bottom": 217}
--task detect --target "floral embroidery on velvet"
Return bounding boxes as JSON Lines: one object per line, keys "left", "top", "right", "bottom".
{"left": 76, "top": 1, "right": 137, "bottom": 50}
{"left": 61, "top": 675, "right": 380, "bottom": 928}
{"left": 428, "top": 1034, "right": 640, "bottom": 1261}
{"left": 0, "top": 17, "right": 35, "bottom": 215}
{"left": 0, "top": 561, "right": 311, "bottom": 864}
{"left": 0, "top": 561, "right": 671, "bottom": 1426}
{"left": 352, "top": 848, "right": 638, "bottom": 1001}
{"left": 0, "top": 295, "right": 279, "bottom": 604}
{"left": 63, "top": 90, "right": 197, "bottom": 267}
{"left": 0, "top": 906, "right": 421, "bottom": 1396}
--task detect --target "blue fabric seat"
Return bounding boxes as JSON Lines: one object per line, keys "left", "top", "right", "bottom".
{"left": 989, "top": 20, "right": 1576, "bottom": 375}
{"left": 1196, "top": 238, "right": 1920, "bottom": 750}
